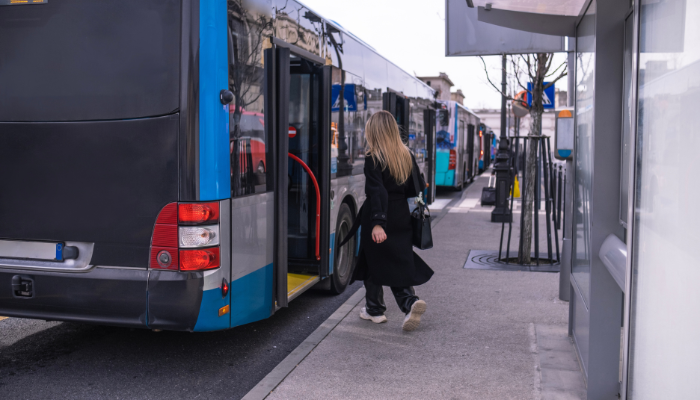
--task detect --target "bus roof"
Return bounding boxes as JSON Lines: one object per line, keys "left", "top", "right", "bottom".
{"left": 300, "top": 1, "right": 435, "bottom": 96}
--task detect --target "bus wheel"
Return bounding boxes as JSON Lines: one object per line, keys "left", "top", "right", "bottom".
{"left": 330, "top": 203, "right": 355, "bottom": 294}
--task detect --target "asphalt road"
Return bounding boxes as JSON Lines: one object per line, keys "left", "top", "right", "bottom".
{"left": 0, "top": 282, "right": 364, "bottom": 400}
{"left": 0, "top": 187, "right": 468, "bottom": 400}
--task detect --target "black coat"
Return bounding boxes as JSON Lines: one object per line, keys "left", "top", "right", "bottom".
{"left": 351, "top": 154, "right": 434, "bottom": 287}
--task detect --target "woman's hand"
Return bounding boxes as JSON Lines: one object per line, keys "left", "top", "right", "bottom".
{"left": 372, "top": 225, "right": 387, "bottom": 243}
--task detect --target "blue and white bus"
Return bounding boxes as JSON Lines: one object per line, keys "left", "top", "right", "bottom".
{"left": 0, "top": 0, "right": 435, "bottom": 331}
{"left": 434, "top": 100, "right": 481, "bottom": 190}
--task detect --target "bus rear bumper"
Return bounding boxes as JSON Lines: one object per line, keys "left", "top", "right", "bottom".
{"left": 0, "top": 266, "right": 149, "bottom": 328}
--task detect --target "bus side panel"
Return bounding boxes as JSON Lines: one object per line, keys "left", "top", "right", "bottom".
{"left": 198, "top": 0, "right": 230, "bottom": 201}
{"left": 193, "top": 199, "right": 232, "bottom": 331}
{"left": 229, "top": 264, "right": 273, "bottom": 328}
{"left": 435, "top": 150, "right": 452, "bottom": 186}
{"left": 193, "top": 269, "right": 233, "bottom": 331}
{"left": 228, "top": 193, "right": 275, "bottom": 328}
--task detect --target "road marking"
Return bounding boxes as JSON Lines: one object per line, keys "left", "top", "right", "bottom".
{"left": 0, "top": 316, "right": 8, "bottom": 322}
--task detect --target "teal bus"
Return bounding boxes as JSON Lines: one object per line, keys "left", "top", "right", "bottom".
{"left": 434, "top": 100, "right": 482, "bottom": 190}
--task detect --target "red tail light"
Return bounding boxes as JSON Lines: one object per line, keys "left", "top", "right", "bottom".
{"left": 178, "top": 202, "right": 220, "bottom": 225}
{"left": 180, "top": 247, "right": 220, "bottom": 271}
{"left": 150, "top": 203, "right": 178, "bottom": 269}
{"left": 448, "top": 150, "right": 456, "bottom": 170}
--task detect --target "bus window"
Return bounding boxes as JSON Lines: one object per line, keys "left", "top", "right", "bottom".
{"left": 229, "top": 6, "right": 272, "bottom": 197}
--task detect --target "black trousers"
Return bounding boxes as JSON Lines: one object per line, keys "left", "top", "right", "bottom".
{"left": 364, "top": 280, "right": 419, "bottom": 316}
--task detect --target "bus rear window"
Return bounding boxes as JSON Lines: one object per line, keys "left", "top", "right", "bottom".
{"left": 0, "top": 0, "right": 180, "bottom": 122}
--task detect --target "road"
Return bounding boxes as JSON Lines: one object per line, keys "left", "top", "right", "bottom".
{"left": 0, "top": 187, "right": 468, "bottom": 400}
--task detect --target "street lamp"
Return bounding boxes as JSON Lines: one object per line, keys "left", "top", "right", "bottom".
{"left": 491, "top": 54, "right": 513, "bottom": 223}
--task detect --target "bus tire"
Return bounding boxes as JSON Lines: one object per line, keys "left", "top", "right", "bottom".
{"left": 330, "top": 203, "right": 355, "bottom": 295}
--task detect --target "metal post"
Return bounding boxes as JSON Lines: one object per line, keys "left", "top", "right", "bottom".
{"left": 518, "top": 138, "right": 527, "bottom": 263}
{"left": 505, "top": 137, "right": 518, "bottom": 264}
{"left": 541, "top": 137, "right": 554, "bottom": 264}
{"left": 491, "top": 54, "right": 513, "bottom": 223}
{"left": 546, "top": 138, "right": 560, "bottom": 262}
{"left": 534, "top": 138, "right": 540, "bottom": 266}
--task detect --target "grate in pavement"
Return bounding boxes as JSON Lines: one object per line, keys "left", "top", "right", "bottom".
{"left": 463, "top": 249, "right": 560, "bottom": 273}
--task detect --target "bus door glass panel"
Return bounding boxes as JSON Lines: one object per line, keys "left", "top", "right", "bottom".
{"left": 458, "top": 120, "right": 466, "bottom": 179}
{"left": 467, "top": 124, "right": 475, "bottom": 177}
{"left": 288, "top": 56, "right": 319, "bottom": 262}
{"left": 424, "top": 108, "right": 436, "bottom": 202}
{"left": 227, "top": 8, "right": 276, "bottom": 317}
{"left": 286, "top": 54, "right": 330, "bottom": 278}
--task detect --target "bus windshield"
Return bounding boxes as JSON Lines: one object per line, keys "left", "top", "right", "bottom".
{"left": 0, "top": 0, "right": 180, "bottom": 122}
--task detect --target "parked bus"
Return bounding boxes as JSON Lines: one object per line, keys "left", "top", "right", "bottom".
{"left": 435, "top": 101, "right": 481, "bottom": 190}
{"left": 0, "top": 0, "right": 435, "bottom": 331}
{"left": 478, "top": 123, "right": 496, "bottom": 173}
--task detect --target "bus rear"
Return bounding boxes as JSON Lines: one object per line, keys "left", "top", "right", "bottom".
{"left": 0, "top": 0, "right": 188, "bottom": 328}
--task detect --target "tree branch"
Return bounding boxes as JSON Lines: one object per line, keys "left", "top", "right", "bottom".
{"left": 545, "top": 60, "right": 566, "bottom": 78}
{"left": 543, "top": 70, "right": 568, "bottom": 89}
{"left": 479, "top": 56, "right": 516, "bottom": 101}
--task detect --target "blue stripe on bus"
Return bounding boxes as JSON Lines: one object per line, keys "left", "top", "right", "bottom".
{"left": 230, "top": 263, "right": 273, "bottom": 328}
{"left": 199, "top": 0, "right": 231, "bottom": 201}
{"left": 193, "top": 285, "right": 231, "bottom": 332}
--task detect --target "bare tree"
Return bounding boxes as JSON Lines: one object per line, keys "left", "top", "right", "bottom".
{"left": 480, "top": 54, "right": 567, "bottom": 264}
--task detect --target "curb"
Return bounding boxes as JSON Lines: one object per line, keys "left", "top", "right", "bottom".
{"left": 241, "top": 287, "right": 367, "bottom": 400}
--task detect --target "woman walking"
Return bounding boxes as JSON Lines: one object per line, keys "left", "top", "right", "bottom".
{"left": 351, "top": 110, "right": 434, "bottom": 331}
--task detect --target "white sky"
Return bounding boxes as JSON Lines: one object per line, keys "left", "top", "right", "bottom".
{"left": 302, "top": 0, "right": 569, "bottom": 110}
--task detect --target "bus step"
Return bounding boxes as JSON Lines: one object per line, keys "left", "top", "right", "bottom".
{"left": 287, "top": 273, "right": 320, "bottom": 302}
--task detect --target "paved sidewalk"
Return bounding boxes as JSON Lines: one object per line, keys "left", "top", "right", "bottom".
{"left": 258, "top": 175, "right": 585, "bottom": 400}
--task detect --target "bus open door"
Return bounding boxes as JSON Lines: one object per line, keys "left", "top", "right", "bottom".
{"left": 266, "top": 43, "right": 331, "bottom": 309}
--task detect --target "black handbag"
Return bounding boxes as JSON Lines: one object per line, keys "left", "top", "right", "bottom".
{"left": 410, "top": 167, "right": 433, "bottom": 250}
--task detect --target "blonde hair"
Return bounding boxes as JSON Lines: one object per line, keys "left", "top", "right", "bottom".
{"left": 365, "top": 110, "right": 413, "bottom": 185}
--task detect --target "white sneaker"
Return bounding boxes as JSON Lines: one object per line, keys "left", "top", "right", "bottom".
{"left": 360, "top": 307, "right": 387, "bottom": 323}
{"left": 402, "top": 300, "right": 427, "bottom": 331}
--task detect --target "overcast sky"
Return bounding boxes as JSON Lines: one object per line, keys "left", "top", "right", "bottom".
{"left": 302, "top": 0, "right": 569, "bottom": 110}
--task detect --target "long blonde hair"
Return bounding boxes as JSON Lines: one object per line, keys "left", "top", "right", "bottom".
{"left": 365, "top": 110, "right": 413, "bottom": 185}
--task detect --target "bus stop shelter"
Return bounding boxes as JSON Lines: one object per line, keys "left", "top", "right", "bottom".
{"left": 447, "top": 0, "right": 699, "bottom": 398}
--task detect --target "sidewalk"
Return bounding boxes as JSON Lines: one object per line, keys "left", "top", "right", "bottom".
{"left": 255, "top": 174, "right": 585, "bottom": 400}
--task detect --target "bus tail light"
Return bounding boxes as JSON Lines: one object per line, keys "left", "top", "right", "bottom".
{"left": 178, "top": 202, "right": 220, "bottom": 225}
{"left": 179, "top": 225, "right": 219, "bottom": 248}
{"left": 448, "top": 150, "right": 456, "bottom": 170}
{"left": 150, "top": 202, "right": 222, "bottom": 271}
{"left": 180, "top": 247, "right": 220, "bottom": 271}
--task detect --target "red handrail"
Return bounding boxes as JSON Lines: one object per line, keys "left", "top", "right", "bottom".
{"left": 287, "top": 153, "right": 321, "bottom": 261}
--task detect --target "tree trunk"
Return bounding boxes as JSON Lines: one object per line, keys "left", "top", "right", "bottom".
{"left": 518, "top": 53, "right": 548, "bottom": 264}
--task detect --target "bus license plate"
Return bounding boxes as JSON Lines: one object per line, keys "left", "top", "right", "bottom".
{"left": 0, "top": 240, "right": 62, "bottom": 261}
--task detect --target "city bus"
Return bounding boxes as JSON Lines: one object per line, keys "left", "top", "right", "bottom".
{"left": 0, "top": 0, "right": 435, "bottom": 331}
{"left": 478, "top": 123, "right": 496, "bottom": 173}
{"left": 434, "top": 100, "right": 481, "bottom": 190}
